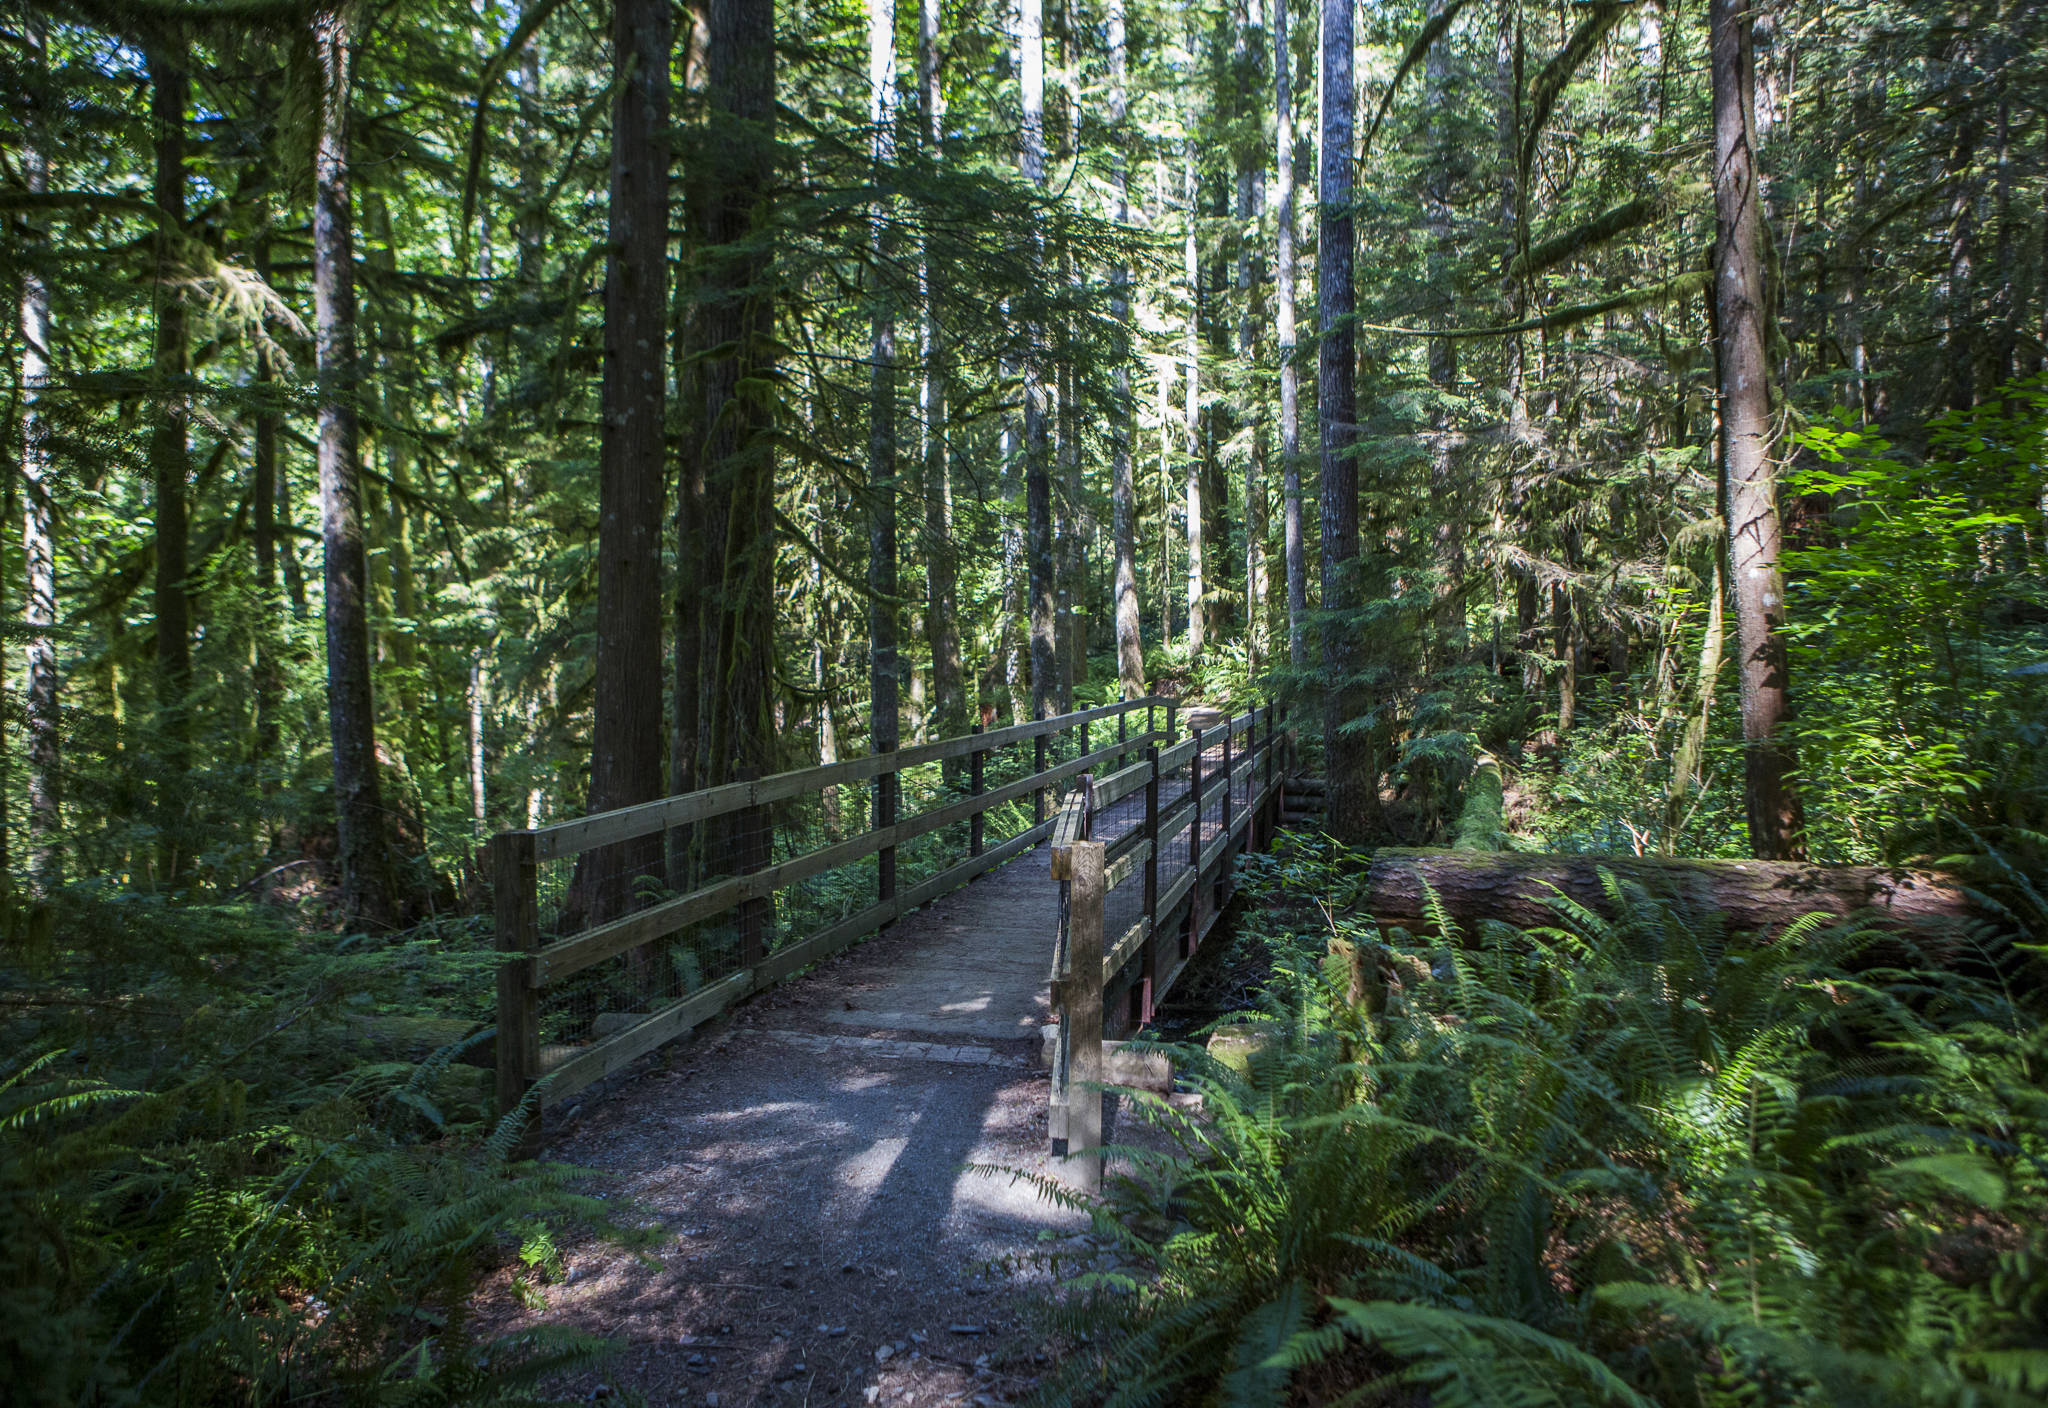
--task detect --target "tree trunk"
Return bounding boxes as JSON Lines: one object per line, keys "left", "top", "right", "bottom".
{"left": 1020, "top": 0, "right": 1055, "bottom": 723}
{"left": 1319, "top": 0, "right": 1374, "bottom": 838}
{"left": 1109, "top": 0, "right": 1144, "bottom": 700}
{"left": 868, "top": 0, "right": 901, "bottom": 877}
{"left": 1238, "top": 0, "right": 1270, "bottom": 677}
{"left": 918, "top": 0, "right": 967, "bottom": 748}
{"left": 1274, "top": 0, "right": 1306, "bottom": 668}
{"left": 313, "top": 7, "right": 396, "bottom": 927}
{"left": 1711, "top": 0, "right": 1803, "bottom": 860}
{"left": 252, "top": 229, "right": 283, "bottom": 799}
{"left": 701, "top": 0, "right": 778, "bottom": 953}
{"left": 19, "top": 19, "right": 58, "bottom": 881}
{"left": 1423, "top": 0, "right": 1462, "bottom": 660}
{"left": 1367, "top": 848, "right": 1974, "bottom": 944}
{"left": 588, "top": 0, "right": 671, "bottom": 923}
{"left": 1182, "top": 144, "right": 1205, "bottom": 664}
{"left": 148, "top": 51, "right": 192, "bottom": 882}
{"left": 1664, "top": 558, "right": 1724, "bottom": 849}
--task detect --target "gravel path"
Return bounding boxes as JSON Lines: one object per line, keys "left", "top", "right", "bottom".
{"left": 486, "top": 848, "right": 1115, "bottom": 1408}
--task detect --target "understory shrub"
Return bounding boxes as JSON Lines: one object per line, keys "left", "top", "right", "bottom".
{"left": 0, "top": 885, "right": 638, "bottom": 1406}
{"left": 1034, "top": 844, "right": 2048, "bottom": 1407}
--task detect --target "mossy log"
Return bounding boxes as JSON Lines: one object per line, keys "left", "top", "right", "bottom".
{"left": 1367, "top": 847, "right": 1976, "bottom": 939}
{"left": 1451, "top": 756, "right": 1506, "bottom": 852}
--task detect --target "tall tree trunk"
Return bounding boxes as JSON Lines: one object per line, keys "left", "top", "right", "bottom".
{"left": 149, "top": 51, "right": 192, "bottom": 882}
{"left": 701, "top": 0, "right": 778, "bottom": 950}
{"left": 1319, "top": 0, "right": 1374, "bottom": 838}
{"left": 313, "top": 6, "right": 396, "bottom": 925}
{"left": 1423, "top": 0, "right": 1462, "bottom": 659}
{"left": 20, "top": 18, "right": 58, "bottom": 880}
{"left": 1109, "top": 0, "right": 1144, "bottom": 699}
{"left": 252, "top": 229, "right": 283, "bottom": 798}
{"left": 1182, "top": 144, "right": 1205, "bottom": 663}
{"left": 1021, "top": 0, "right": 1055, "bottom": 722}
{"left": 868, "top": 0, "right": 901, "bottom": 880}
{"left": 588, "top": 0, "right": 671, "bottom": 922}
{"left": 1711, "top": 0, "right": 1803, "bottom": 860}
{"left": 1273, "top": 0, "right": 1306, "bottom": 668}
{"left": 1238, "top": 0, "right": 1270, "bottom": 677}
{"left": 918, "top": 0, "right": 966, "bottom": 749}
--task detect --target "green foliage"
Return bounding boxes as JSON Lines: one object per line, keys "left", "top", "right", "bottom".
{"left": 1032, "top": 844, "right": 2048, "bottom": 1407}
{"left": 0, "top": 886, "right": 638, "bottom": 1405}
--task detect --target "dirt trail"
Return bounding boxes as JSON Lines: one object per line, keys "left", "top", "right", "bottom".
{"left": 488, "top": 851, "right": 1122, "bottom": 1407}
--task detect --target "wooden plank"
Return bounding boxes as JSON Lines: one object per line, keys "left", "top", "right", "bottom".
{"left": 1091, "top": 752, "right": 1157, "bottom": 810}
{"left": 1065, "top": 840, "right": 1106, "bottom": 1187}
{"left": 1105, "top": 837, "right": 1149, "bottom": 891}
{"left": 536, "top": 971, "right": 752, "bottom": 1108}
{"left": 750, "top": 819, "right": 1052, "bottom": 989}
{"left": 1103, "top": 913, "right": 1149, "bottom": 978}
{"left": 534, "top": 741, "right": 1111, "bottom": 986}
{"left": 532, "top": 876, "right": 743, "bottom": 986}
{"left": 1156, "top": 735, "right": 1200, "bottom": 774}
{"left": 1157, "top": 864, "right": 1195, "bottom": 920}
{"left": 1049, "top": 784, "right": 1091, "bottom": 878}
{"left": 529, "top": 696, "right": 1169, "bottom": 860}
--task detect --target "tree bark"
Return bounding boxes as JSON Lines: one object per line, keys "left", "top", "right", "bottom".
{"left": 588, "top": 0, "right": 671, "bottom": 922}
{"left": 148, "top": 51, "right": 192, "bottom": 881}
{"left": 1109, "top": 0, "right": 1144, "bottom": 700}
{"left": 313, "top": 6, "right": 396, "bottom": 927}
{"left": 869, "top": 0, "right": 901, "bottom": 869}
{"left": 1319, "top": 0, "right": 1375, "bottom": 838}
{"left": 918, "top": 0, "right": 967, "bottom": 748}
{"left": 1367, "top": 847, "right": 1974, "bottom": 943}
{"left": 252, "top": 228, "right": 282, "bottom": 797}
{"left": 1182, "top": 143, "right": 1205, "bottom": 663}
{"left": 1273, "top": 0, "right": 1306, "bottom": 668}
{"left": 1711, "top": 0, "right": 1803, "bottom": 859}
{"left": 1238, "top": 0, "right": 1270, "bottom": 677}
{"left": 1020, "top": 0, "right": 1055, "bottom": 722}
{"left": 700, "top": 0, "right": 778, "bottom": 952}
{"left": 19, "top": 17, "right": 58, "bottom": 880}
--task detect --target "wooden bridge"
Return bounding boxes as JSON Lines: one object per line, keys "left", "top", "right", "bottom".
{"left": 491, "top": 695, "right": 1293, "bottom": 1169}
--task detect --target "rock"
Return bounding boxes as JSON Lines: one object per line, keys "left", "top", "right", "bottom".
{"left": 1205, "top": 1025, "right": 1277, "bottom": 1074}
{"left": 948, "top": 1324, "right": 986, "bottom": 1335}
{"left": 591, "top": 1011, "right": 653, "bottom": 1040}
{"left": 875, "top": 1344, "right": 894, "bottom": 1364}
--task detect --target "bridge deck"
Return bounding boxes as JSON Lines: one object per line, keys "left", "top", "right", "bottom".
{"left": 493, "top": 734, "right": 1278, "bottom": 1406}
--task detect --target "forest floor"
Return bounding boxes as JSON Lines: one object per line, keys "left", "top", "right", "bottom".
{"left": 476, "top": 852, "right": 1123, "bottom": 1408}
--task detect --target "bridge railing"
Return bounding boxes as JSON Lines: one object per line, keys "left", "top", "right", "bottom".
{"left": 493, "top": 695, "right": 1179, "bottom": 1118}
{"left": 1047, "top": 701, "right": 1289, "bottom": 1186}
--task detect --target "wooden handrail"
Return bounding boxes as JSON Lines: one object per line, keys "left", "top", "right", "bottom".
{"left": 524, "top": 695, "right": 1171, "bottom": 861}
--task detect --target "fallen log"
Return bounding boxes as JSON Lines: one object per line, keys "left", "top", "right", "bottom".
{"left": 1367, "top": 847, "right": 1977, "bottom": 940}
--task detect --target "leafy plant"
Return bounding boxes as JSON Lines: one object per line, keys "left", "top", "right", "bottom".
{"left": 1030, "top": 846, "right": 2048, "bottom": 1407}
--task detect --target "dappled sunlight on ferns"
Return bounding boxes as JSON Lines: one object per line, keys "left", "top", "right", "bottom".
{"left": 1030, "top": 854, "right": 2048, "bottom": 1407}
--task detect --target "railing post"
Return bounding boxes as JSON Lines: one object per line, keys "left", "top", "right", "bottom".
{"left": 1220, "top": 720, "right": 1234, "bottom": 854}
{"left": 1034, "top": 704, "right": 1048, "bottom": 825}
{"left": 493, "top": 831, "right": 541, "bottom": 1122}
{"left": 1066, "top": 839, "right": 1106, "bottom": 1191}
{"left": 1185, "top": 726, "right": 1205, "bottom": 956}
{"left": 1253, "top": 699, "right": 1269, "bottom": 834}
{"left": 969, "top": 722, "right": 985, "bottom": 857}
{"left": 877, "top": 754, "right": 898, "bottom": 909}
{"left": 1140, "top": 743, "right": 1159, "bottom": 1026}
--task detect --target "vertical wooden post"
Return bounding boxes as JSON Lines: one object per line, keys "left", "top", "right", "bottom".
{"left": 1082, "top": 717, "right": 1090, "bottom": 762}
{"left": 969, "top": 722, "right": 985, "bottom": 857}
{"left": 1066, "top": 838, "right": 1106, "bottom": 1191}
{"left": 1166, "top": 699, "right": 1179, "bottom": 741}
{"left": 1033, "top": 705, "right": 1048, "bottom": 824}
{"left": 1185, "top": 725, "right": 1205, "bottom": 955}
{"left": 493, "top": 831, "right": 540, "bottom": 1122}
{"left": 1146, "top": 702, "right": 1155, "bottom": 739}
{"left": 1263, "top": 701, "right": 1275, "bottom": 835}
{"left": 877, "top": 757, "right": 897, "bottom": 906}
{"left": 1140, "top": 743, "right": 1159, "bottom": 1026}
{"left": 1220, "top": 720, "right": 1234, "bottom": 847}
{"left": 1116, "top": 709, "right": 1127, "bottom": 772}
